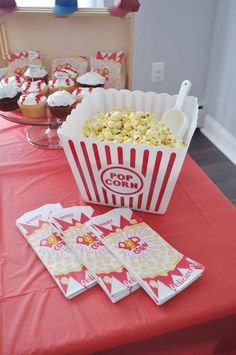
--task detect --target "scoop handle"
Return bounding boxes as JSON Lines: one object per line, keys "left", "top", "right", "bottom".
{"left": 175, "top": 80, "right": 192, "bottom": 110}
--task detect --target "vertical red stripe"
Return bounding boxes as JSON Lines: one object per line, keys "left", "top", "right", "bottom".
{"left": 102, "top": 188, "right": 108, "bottom": 204}
{"left": 130, "top": 148, "right": 136, "bottom": 168}
{"left": 146, "top": 151, "right": 163, "bottom": 210}
{"left": 142, "top": 150, "right": 149, "bottom": 177}
{"left": 129, "top": 197, "right": 133, "bottom": 208}
{"left": 117, "top": 146, "right": 123, "bottom": 164}
{"left": 120, "top": 197, "right": 125, "bottom": 206}
{"left": 112, "top": 194, "right": 116, "bottom": 205}
{"left": 80, "top": 141, "right": 101, "bottom": 203}
{"left": 137, "top": 193, "right": 143, "bottom": 209}
{"left": 68, "top": 140, "right": 92, "bottom": 201}
{"left": 155, "top": 153, "right": 176, "bottom": 211}
{"left": 92, "top": 143, "right": 102, "bottom": 171}
{"left": 105, "top": 145, "right": 112, "bottom": 164}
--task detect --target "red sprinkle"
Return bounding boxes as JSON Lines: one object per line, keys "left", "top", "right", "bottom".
{"left": 16, "top": 76, "right": 21, "bottom": 84}
{"left": 35, "top": 93, "right": 42, "bottom": 103}
{"left": 36, "top": 80, "right": 43, "bottom": 89}
{"left": 76, "top": 87, "right": 82, "bottom": 94}
{"left": 21, "top": 95, "right": 26, "bottom": 104}
{"left": 23, "top": 81, "right": 31, "bottom": 93}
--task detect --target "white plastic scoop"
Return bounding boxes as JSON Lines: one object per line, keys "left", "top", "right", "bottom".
{"left": 161, "top": 80, "right": 192, "bottom": 138}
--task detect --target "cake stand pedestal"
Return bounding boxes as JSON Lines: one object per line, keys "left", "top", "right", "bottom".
{"left": 0, "top": 109, "right": 63, "bottom": 149}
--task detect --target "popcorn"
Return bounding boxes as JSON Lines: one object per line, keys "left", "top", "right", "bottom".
{"left": 83, "top": 108, "right": 184, "bottom": 147}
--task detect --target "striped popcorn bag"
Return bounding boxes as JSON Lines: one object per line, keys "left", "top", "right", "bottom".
{"left": 58, "top": 88, "right": 198, "bottom": 214}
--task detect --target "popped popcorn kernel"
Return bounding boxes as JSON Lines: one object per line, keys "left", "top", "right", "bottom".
{"left": 82, "top": 108, "right": 184, "bottom": 148}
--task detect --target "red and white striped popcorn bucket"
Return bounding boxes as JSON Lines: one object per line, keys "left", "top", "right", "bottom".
{"left": 58, "top": 89, "right": 198, "bottom": 214}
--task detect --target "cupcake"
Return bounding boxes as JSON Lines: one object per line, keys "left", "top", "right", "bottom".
{"left": 24, "top": 66, "right": 48, "bottom": 83}
{"left": 0, "top": 83, "right": 21, "bottom": 111}
{"left": 21, "top": 80, "right": 48, "bottom": 96}
{"left": 72, "top": 86, "right": 93, "bottom": 103}
{"left": 48, "top": 77, "right": 75, "bottom": 94}
{"left": 76, "top": 72, "right": 105, "bottom": 88}
{"left": 18, "top": 93, "right": 47, "bottom": 118}
{"left": 1, "top": 75, "right": 25, "bottom": 88}
{"left": 47, "top": 90, "right": 76, "bottom": 120}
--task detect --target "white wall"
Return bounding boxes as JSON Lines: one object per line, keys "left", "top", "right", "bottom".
{"left": 132, "top": 0, "right": 217, "bottom": 103}
{"left": 105, "top": 0, "right": 236, "bottom": 152}
{"left": 204, "top": 0, "right": 236, "bottom": 138}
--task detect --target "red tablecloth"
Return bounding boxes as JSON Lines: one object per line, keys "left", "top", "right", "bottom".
{"left": 1, "top": 120, "right": 236, "bottom": 355}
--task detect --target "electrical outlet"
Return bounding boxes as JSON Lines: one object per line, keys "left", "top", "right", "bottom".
{"left": 151, "top": 62, "right": 164, "bottom": 82}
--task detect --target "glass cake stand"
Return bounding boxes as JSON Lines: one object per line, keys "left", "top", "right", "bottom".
{"left": 0, "top": 109, "right": 64, "bottom": 149}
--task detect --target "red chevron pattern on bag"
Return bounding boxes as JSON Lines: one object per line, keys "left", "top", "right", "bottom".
{"left": 96, "top": 51, "right": 125, "bottom": 63}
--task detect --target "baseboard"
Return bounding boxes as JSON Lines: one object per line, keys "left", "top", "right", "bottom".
{"left": 201, "top": 115, "right": 236, "bottom": 165}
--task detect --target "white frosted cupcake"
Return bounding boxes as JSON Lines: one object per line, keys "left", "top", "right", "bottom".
{"left": 18, "top": 93, "right": 47, "bottom": 118}
{"left": 24, "top": 67, "right": 48, "bottom": 83}
{"left": 21, "top": 80, "right": 48, "bottom": 96}
{"left": 47, "top": 90, "right": 76, "bottom": 120}
{"left": 1, "top": 75, "right": 25, "bottom": 88}
{"left": 48, "top": 77, "right": 75, "bottom": 94}
{"left": 72, "top": 86, "right": 93, "bottom": 103}
{"left": 76, "top": 72, "right": 105, "bottom": 88}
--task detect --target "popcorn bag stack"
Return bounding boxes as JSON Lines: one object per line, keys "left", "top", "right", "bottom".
{"left": 16, "top": 204, "right": 205, "bottom": 305}
{"left": 16, "top": 204, "right": 96, "bottom": 299}
{"left": 51, "top": 206, "right": 140, "bottom": 303}
{"left": 58, "top": 88, "right": 198, "bottom": 214}
{"left": 86, "top": 208, "right": 205, "bottom": 305}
